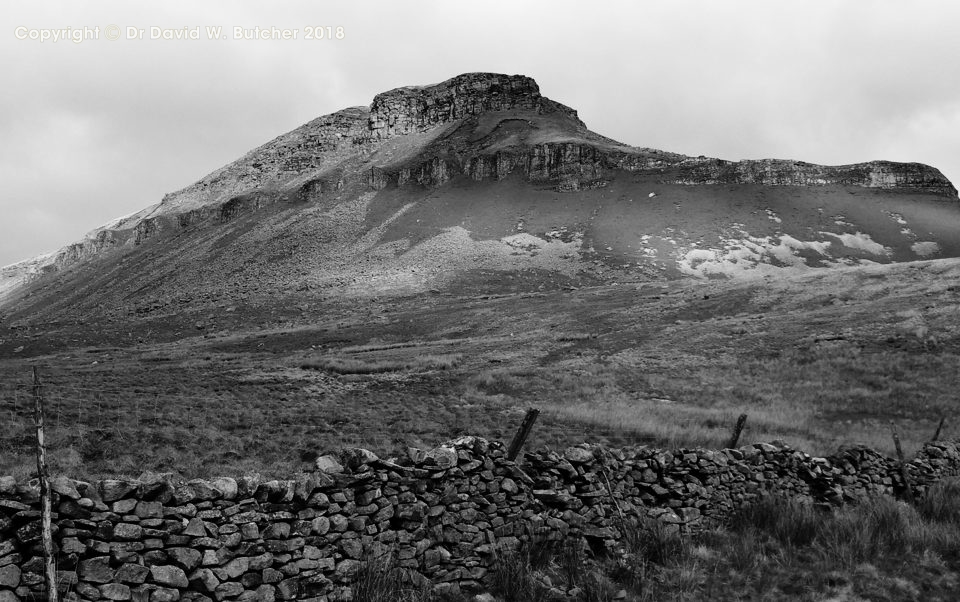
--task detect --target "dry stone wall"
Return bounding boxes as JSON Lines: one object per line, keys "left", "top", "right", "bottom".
{"left": 2, "top": 437, "right": 959, "bottom": 601}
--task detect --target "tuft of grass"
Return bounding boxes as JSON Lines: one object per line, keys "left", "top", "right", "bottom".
{"left": 578, "top": 570, "right": 620, "bottom": 602}
{"left": 488, "top": 546, "right": 553, "bottom": 602}
{"left": 814, "top": 496, "right": 924, "bottom": 568}
{"left": 610, "top": 490, "right": 960, "bottom": 600}
{"left": 629, "top": 517, "right": 686, "bottom": 566}
{"left": 301, "top": 354, "right": 461, "bottom": 374}
{"left": 487, "top": 536, "right": 625, "bottom": 602}
{"left": 729, "top": 495, "right": 821, "bottom": 549}
{"left": 352, "top": 552, "right": 448, "bottom": 602}
{"left": 302, "top": 357, "right": 409, "bottom": 374}
{"left": 918, "top": 477, "right": 960, "bottom": 527}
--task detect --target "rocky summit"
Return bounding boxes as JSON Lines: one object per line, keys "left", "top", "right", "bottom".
{"left": 1, "top": 72, "right": 959, "bottom": 329}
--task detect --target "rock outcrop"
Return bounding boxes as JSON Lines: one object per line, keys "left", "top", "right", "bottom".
{"left": 669, "top": 157, "right": 957, "bottom": 196}
{"left": 368, "top": 73, "right": 582, "bottom": 139}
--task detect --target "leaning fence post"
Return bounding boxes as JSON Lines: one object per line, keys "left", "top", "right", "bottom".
{"left": 932, "top": 417, "right": 946, "bottom": 442}
{"left": 33, "top": 367, "right": 59, "bottom": 602}
{"left": 727, "top": 413, "right": 748, "bottom": 449}
{"left": 889, "top": 421, "right": 916, "bottom": 505}
{"left": 507, "top": 408, "right": 540, "bottom": 461}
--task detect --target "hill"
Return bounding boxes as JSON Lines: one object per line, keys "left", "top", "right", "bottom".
{"left": 0, "top": 72, "right": 957, "bottom": 323}
{"left": 0, "top": 72, "right": 958, "bottom": 481}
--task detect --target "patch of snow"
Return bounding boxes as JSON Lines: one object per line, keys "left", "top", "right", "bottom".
{"left": 0, "top": 251, "right": 58, "bottom": 301}
{"left": 677, "top": 231, "right": 835, "bottom": 279}
{"left": 911, "top": 241, "right": 941, "bottom": 257}
{"left": 342, "top": 226, "right": 587, "bottom": 296}
{"left": 503, "top": 232, "right": 546, "bottom": 250}
{"left": 671, "top": 222, "right": 868, "bottom": 279}
{"left": 91, "top": 210, "right": 141, "bottom": 233}
{"left": 819, "top": 231, "right": 890, "bottom": 256}
{"left": 1, "top": 251, "right": 56, "bottom": 272}
{"left": 885, "top": 211, "right": 908, "bottom": 225}
{"left": 684, "top": 249, "right": 716, "bottom": 267}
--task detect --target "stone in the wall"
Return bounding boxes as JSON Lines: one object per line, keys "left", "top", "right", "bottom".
{"left": 100, "top": 479, "right": 139, "bottom": 503}
{"left": 149, "top": 586, "right": 181, "bottom": 602}
{"left": 168, "top": 549, "right": 202, "bottom": 573}
{"left": 424, "top": 447, "right": 458, "bottom": 469}
{"left": 209, "top": 478, "right": 238, "bottom": 501}
{"left": 0, "top": 564, "right": 20, "bottom": 588}
{"left": 100, "top": 582, "right": 133, "bottom": 600}
{"left": 314, "top": 456, "right": 343, "bottom": 474}
{"left": 150, "top": 565, "right": 189, "bottom": 589}
{"left": 116, "top": 563, "right": 151, "bottom": 585}
{"left": 78, "top": 556, "right": 115, "bottom": 583}
{"left": 49, "top": 476, "right": 82, "bottom": 500}
{"left": 339, "top": 448, "right": 378, "bottom": 471}
{"left": 114, "top": 523, "right": 145, "bottom": 541}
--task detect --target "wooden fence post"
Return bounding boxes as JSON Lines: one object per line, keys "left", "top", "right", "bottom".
{"left": 33, "top": 367, "right": 59, "bottom": 602}
{"left": 932, "top": 417, "right": 946, "bottom": 442}
{"left": 507, "top": 408, "right": 540, "bottom": 461}
{"left": 727, "top": 413, "right": 748, "bottom": 449}
{"left": 889, "top": 421, "right": 916, "bottom": 505}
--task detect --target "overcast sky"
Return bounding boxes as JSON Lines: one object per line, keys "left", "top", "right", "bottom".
{"left": 2, "top": 0, "right": 958, "bottom": 268}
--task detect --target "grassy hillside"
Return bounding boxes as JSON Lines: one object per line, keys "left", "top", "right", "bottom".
{"left": 1, "top": 256, "right": 958, "bottom": 480}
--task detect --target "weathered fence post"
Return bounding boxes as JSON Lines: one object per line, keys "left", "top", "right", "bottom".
{"left": 727, "top": 413, "right": 748, "bottom": 449}
{"left": 507, "top": 408, "right": 540, "bottom": 461}
{"left": 889, "top": 421, "right": 916, "bottom": 505}
{"left": 932, "top": 417, "right": 946, "bottom": 442}
{"left": 33, "top": 367, "right": 59, "bottom": 602}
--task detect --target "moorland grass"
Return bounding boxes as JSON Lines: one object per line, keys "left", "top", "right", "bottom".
{"left": 302, "top": 353, "right": 461, "bottom": 374}
{"left": 462, "top": 482, "right": 960, "bottom": 601}
{"left": 1, "top": 264, "right": 957, "bottom": 480}
{"left": 620, "top": 483, "right": 960, "bottom": 600}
